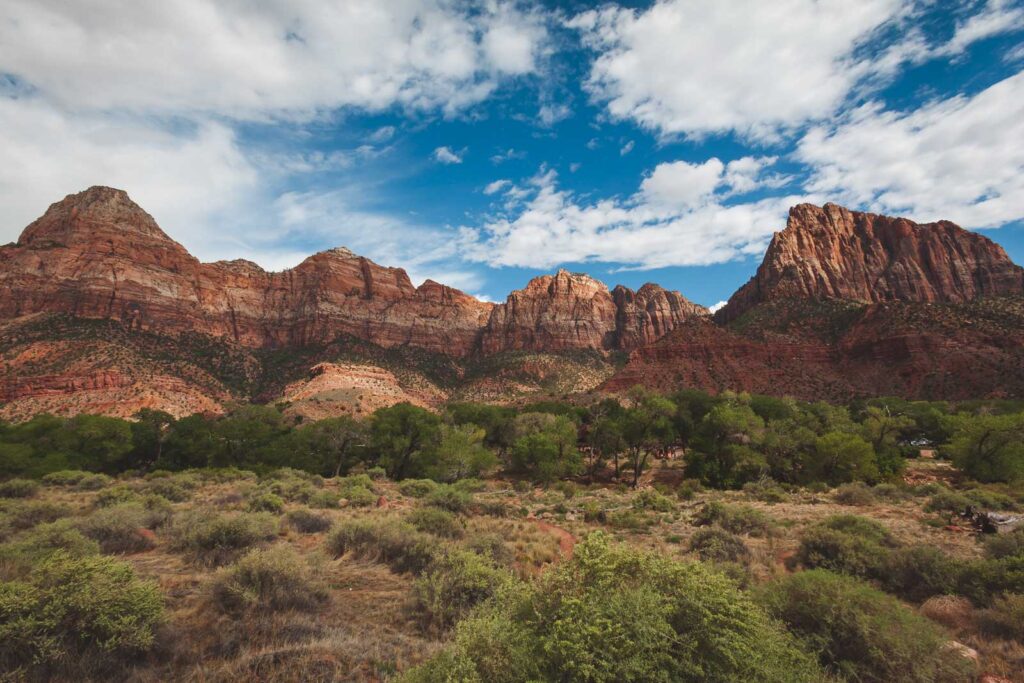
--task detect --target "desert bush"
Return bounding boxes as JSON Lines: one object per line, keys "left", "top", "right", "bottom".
{"left": 425, "top": 485, "right": 472, "bottom": 513}
{"left": 795, "top": 515, "right": 895, "bottom": 578}
{"left": 976, "top": 593, "right": 1024, "bottom": 641}
{"left": 209, "top": 545, "right": 327, "bottom": 615}
{"left": 75, "top": 473, "right": 113, "bottom": 491}
{"left": 341, "top": 486, "right": 377, "bottom": 507}
{"left": 742, "top": 480, "right": 788, "bottom": 503}
{"left": 41, "top": 470, "right": 90, "bottom": 486}
{"left": 871, "top": 482, "right": 909, "bottom": 501}
{"left": 966, "top": 487, "right": 1018, "bottom": 510}
{"left": 984, "top": 527, "right": 1024, "bottom": 559}
{"left": 0, "top": 500, "right": 72, "bottom": 535}
{"left": 463, "top": 532, "right": 514, "bottom": 566}
{"left": 138, "top": 494, "right": 174, "bottom": 529}
{"left": 0, "top": 479, "right": 39, "bottom": 499}
{"left": 400, "top": 479, "right": 439, "bottom": 498}
{"left": 919, "top": 595, "right": 975, "bottom": 631}
{"left": 94, "top": 484, "right": 141, "bottom": 507}
{"left": 414, "top": 549, "right": 510, "bottom": 631}
{"left": 337, "top": 473, "right": 375, "bottom": 491}
{"left": 693, "top": 502, "right": 774, "bottom": 537}
{"left": 366, "top": 466, "right": 388, "bottom": 480}
{"left": 407, "top": 507, "right": 465, "bottom": 539}
{"left": 925, "top": 487, "right": 972, "bottom": 514}
{"left": 307, "top": 489, "right": 340, "bottom": 509}
{"left": 676, "top": 478, "right": 703, "bottom": 500}
{"left": 606, "top": 509, "right": 650, "bottom": 530}
{"left": 75, "top": 504, "right": 156, "bottom": 554}
{"left": 880, "top": 545, "right": 962, "bottom": 602}
{"left": 0, "top": 520, "right": 100, "bottom": 575}
{"left": 247, "top": 492, "right": 285, "bottom": 513}
{"left": 632, "top": 489, "right": 674, "bottom": 512}
{"left": 169, "top": 511, "right": 278, "bottom": 566}
{"left": 833, "top": 482, "right": 876, "bottom": 506}
{"left": 403, "top": 532, "right": 824, "bottom": 683}
{"left": 759, "top": 569, "right": 974, "bottom": 683}
{"left": 285, "top": 508, "right": 331, "bottom": 534}
{"left": 326, "top": 518, "right": 437, "bottom": 574}
{"left": 0, "top": 552, "right": 164, "bottom": 677}
{"left": 141, "top": 478, "right": 191, "bottom": 502}
{"left": 957, "top": 556, "right": 1024, "bottom": 606}
{"left": 689, "top": 527, "right": 750, "bottom": 563}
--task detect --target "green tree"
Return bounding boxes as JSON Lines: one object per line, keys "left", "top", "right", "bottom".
{"left": 370, "top": 403, "right": 442, "bottom": 480}
{"left": 289, "top": 416, "right": 368, "bottom": 476}
{"left": 159, "top": 414, "right": 220, "bottom": 470}
{"left": 509, "top": 412, "right": 579, "bottom": 484}
{"left": 213, "top": 404, "right": 289, "bottom": 468}
{"left": 943, "top": 412, "right": 1024, "bottom": 483}
{"left": 430, "top": 424, "right": 498, "bottom": 482}
{"left": 686, "top": 401, "right": 766, "bottom": 488}
{"left": 807, "top": 432, "right": 879, "bottom": 485}
{"left": 620, "top": 389, "right": 677, "bottom": 487}
{"left": 129, "top": 409, "right": 175, "bottom": 469}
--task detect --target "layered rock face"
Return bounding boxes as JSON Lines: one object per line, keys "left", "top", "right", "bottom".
{"left": 0, "top": 187, "right": 701, "bottom": 359}
{"left": 480, "top": 270, "right": 706, "bottom": 353}
{"left": 0, "top": 187, "right": 493, "bottom": 355}
{"left": 717, "top": 203, "right": 1024, "bottom": 323}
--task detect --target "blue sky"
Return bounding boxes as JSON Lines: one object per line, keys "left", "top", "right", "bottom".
{"left": 1, "top": 1, "right": 1023, "bottom": 309}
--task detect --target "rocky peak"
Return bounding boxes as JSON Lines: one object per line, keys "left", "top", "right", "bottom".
{"left": 716, "top": 202, "right": 1024, "bottom": 322}
{"left": 18, "top": 186, "right": 178, "bottom": 248}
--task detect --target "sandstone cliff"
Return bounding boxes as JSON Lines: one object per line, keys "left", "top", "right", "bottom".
{"left": 716, "top": 203, "right": 1024, "bottom": 323}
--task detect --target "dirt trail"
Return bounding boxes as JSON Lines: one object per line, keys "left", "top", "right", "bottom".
{"left": 532, "top": 519, "right": 576, "bottom": 560}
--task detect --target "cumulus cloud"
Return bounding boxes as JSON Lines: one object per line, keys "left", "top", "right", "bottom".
{"left": 433, "top": 146, "right": 465, "bottom": 164}
{"left": 461, "top": 159, "right": 802, "bottom": 270}
{"left": 483, "top": 179, "right": 511, "bottom": 195}
{"left": 708, "top": 301, "right": 728, "bottom": 314}
{"left": 0, "top": 0, "right": 548, "bottom": 119}
{"left": 569, "top": 0, "right": 909, "bottom": 139}
{"left": 797, "top": 70, "right": 1024, "bottom": 228}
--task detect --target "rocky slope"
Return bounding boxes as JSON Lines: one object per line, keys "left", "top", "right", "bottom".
{"left": 716, "top": 203, "right": 1024, "bottom": 323}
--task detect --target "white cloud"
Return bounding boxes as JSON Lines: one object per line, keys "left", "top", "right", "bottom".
{"left": 619, "top": 140, "right": 635, "bottom": 156}
{"left": 797, "top": 70, "right": 1024, "bottom": 228}
{"left": 483, "top": 179, "right": 511, "bottom": 195}
{"left": 569, "top": 0, "right": 915, "bottom": 139}
{"left": 708, "top": 301, "right": 728, "bottom": 314}
{"left": 537, "top": 102, "right": 571, "bottom": 126}
{"left": 939, "top": 0, "right": 1024, "bottom": 57}
{"left": 461, "top": 160, "right": 802, "bottom": 270}
{"left": 490, "top": 148, "right": 527, "bottom": 164}
{"left": 0, "top": 0, "right": 548, "bottom": 119}
{"left": 433, "top": 146, "right": 465, "bottom": 164}
{"left": 369, "top": 126, "right": 396, "bottom": 143}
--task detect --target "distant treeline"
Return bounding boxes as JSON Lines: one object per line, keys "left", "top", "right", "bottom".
{"left": 1, "top": 389, "right": 1022, "bottom": 485}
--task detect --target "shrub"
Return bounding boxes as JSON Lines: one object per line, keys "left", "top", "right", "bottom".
{"left": 400, "top": 479, "right": 439, "bottom": 498}
{"left": 0, "top": 520, "right": 100, "bottom": 574}
{"left": 141, "top": 478, "right": 191, "bottom": 502}
{"left": 407, "top": 508, "right": 465, "bottom": 539}
{"left": 0, "top": 500, "right": 72, "bottom": 535}
{"left": 326, "top": 518, "right": 437, "bottom": 575}
{"left": 76, "top": 473, "right": 113, "bottom": 491}
{"left": 41, "top": 470, "right": 90, "bottom": 486}
{"left": 337, "top": 473, "right": 375, "bottom": 491}
{"left": 632, "top": 489, "right": 674, "bottom": 512}
{"left": 976, "top": 593, "right": 1024, "bottom": 641}
{"left": 463, "top": 532, "right": 514, "bottom": 566}
{"left": 94, "top": 484, "right": 141, "bottom": 507}
{"left": 341, "top": 486, "right": 377, "bottom": 507}
{"left": 871, "top": 483, "right": 909, "bottom": 501}
{"left": 75, "top": 505, "right": 156, "bottom": 554}
{"left": 307, "top": 489, "right": 340, "bottom": 509}
{"left": 285, "top": 508, "right": 331, "bottom": 534}
{"left": 403, "top": 533, "right": 824, "bottom": 683}
{"left": 169, "top": 511, "right": 278, "bottom": 566}
{"left": 984, "top": 528, "right": 1024, "bottom": 559}
{"left": 138, "top": 494, "right": 174, "bottom": 529}
{"left": 795, "top": 515, "right": 895, "bottom": 578}
{"left": 210, "top": 546, "right": 327, "bottom": 615}
{"left": 693, "top": 502, "right": 773, "bottom": 537}
{"left": 414, "top": 550, "right": 510, "bottom": 631}
{"left": 833, "top": 482, "right": 876, "bottom": 506}
{"left": 880, "top": 546, "right": 962, "bottom": 602}
{"left": 965, "top": 487, "right": 1019, "bottom": 511}
{"left": 759, "top": 570, "right": 973, "bottom": 683}
{"left": 689, "top": 527, "right": 750, "bottom": 563}
{"left": 247, "top": 492, "right": 285, "bottom": 513}
{"left": 0, "top": 479, "right": 39, "bottom": 499}
{"left": 924, "top": 487, "right": 972, "bottom": 514}
{"left": 919, "top": 595, "right": 975, "bottom": 631}
{"left": 742, "top": 480, "right": 788, "bottom": 503}
{"left": 957, "top": 556, "right": 1024, "bottom": 606}
{"left": 425, "top": 485, "right": 472, "bottom": 513}
{"left": 676, "top": 478, "right": 703, "bottom": 501}
{"left": 0, "top": 552, "right": 164, "bottom": 677}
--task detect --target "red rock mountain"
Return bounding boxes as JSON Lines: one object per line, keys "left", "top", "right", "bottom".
{"left": 0, "top": 187, "right": 703, "bottom": 358}
{"left": 716, "top": 203, "right": 1024, "bottom": 323}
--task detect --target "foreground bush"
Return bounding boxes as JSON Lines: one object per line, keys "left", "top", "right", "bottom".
{"left": 880, "top": 545, "right": 962, "bottom": 602}
{"left": 407, "top": 507, "right": 465, "bottom": 539}
{"left": 0, "top": 479, "right": 39, "bottom": 499}
{"left": 0, "top": 552, "right": 163, "bottom": 677}
{"left": 75, "top": 504, "right": 157, "bottom": 554}
{"left": 326, "top": 518, "right": 437, "bottom": 574}
{"left": 976, "top": 593, "right": 1024, "bottom": 641}
{"left": 759, "top": 570, "right": 973, "bottom": 683}
{"left": 796, "top": 515, "right": 895, "bottom": 577}
{"left": 403, "top": 533, "right": 823, "bottom": 683}
{"left": 285, "top": 508, "right": 331, "bottom": 534}
{"left": 414, "top": 549, "right": 510, "bottom": 631}
{"left": 210, "top": 546, "right": 327, "bottom": 615}
{"left": 169, "top": 511, "right": 278, "bottom": 566}
{"left": 41, "top": 470, "right": 91, "bottom": 486}
{"left": 688, "top": 527, "right": 750, "bottom": 563}
{"left": 0, "top": 500, "right": 71, "bottom": 537}
{"left": 399, "top": 479, "right": 439, "bottom": 498}
{"left": 0, "top": 520, "right": 100, "bottom": 575}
